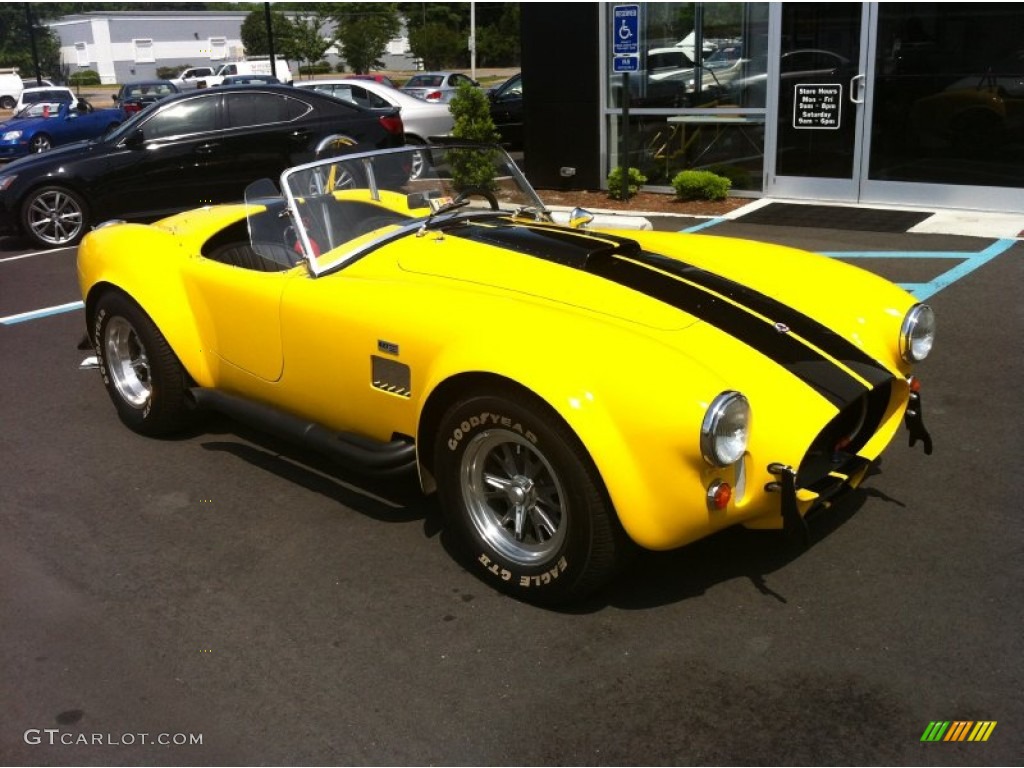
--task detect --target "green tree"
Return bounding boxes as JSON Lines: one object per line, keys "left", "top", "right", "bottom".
{"left": 240, "top": 8, "right": 295, "bottom": 57}
{"left": 284, "top": 13, "right": 332, "bottom": 77}
{"left": 407, "top": 22, "right": 464, "bottom": 70}
{"left": 0, "top": 5, "right": 63, "bottom": 80}
{"left": 476, "top": 4, "right": 520, "bottom": 67}
{"left": 328, "top": 3, "right": 400, "bottom": 74}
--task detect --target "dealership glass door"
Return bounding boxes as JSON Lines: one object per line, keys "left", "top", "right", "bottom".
{"left": 764, "top": 3, "right": 873, "bottom": 201}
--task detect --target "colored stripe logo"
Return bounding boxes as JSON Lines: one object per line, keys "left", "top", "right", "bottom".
{"left": 921, "top": 721, "right": 997, "bottom": 742}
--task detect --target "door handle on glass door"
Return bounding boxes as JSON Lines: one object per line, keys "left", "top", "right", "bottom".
{"left": 850, "top": 74, "right": 865, "bottom": 104}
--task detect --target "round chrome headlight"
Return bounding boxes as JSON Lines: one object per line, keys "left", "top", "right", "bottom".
{"left": 900, "top": 304, "right": 935, "bottom": 363}
{"left": 700, "top": 391, "right": 750, "bottom": 467}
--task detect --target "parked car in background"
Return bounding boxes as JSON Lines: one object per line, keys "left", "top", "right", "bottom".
{"left": 217, "top": 74, "right": 282, "bottom": 86}
{"left": 347, "top": 73, "right": 399, "bottom": 89}
{"left": 401, "top": 71, "right": 479, "bottom": 103}
{"left": 0, "top": 69, "right": 22, "bottom": 109}
{"left": 0, "top": 99, "right": 121, "bottom": 160}
{"left": 204, "top": 58, "right": 294, "bottom": 87}
{"left": 169, "top": 66, "right": 216, "bottom": 89}
{"left": 295, "top": 78, "right": 453, "bottom": 144}
{"left": 0, "top": 84, "right": 403, "bottom": 248}
{"left": 113, "top": 80, "right": 181, "bottom": 117}
{"left": 488, "top": 72, "right": 523, "bottom": 149}
{"left": 21, "top": 77, "right": 56, "bottom": 90}
{"left": 14, "top": 86, "right": 79, "bottom": 113}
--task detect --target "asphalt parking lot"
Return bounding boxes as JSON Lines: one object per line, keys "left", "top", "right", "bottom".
{"left": 1, "top": 204, "right": 1022, "bottom": 766}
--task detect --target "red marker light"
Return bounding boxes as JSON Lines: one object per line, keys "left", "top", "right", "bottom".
{"left": 909, "top": 376, "right": 922, "bottom": 393}
{"left": 707, "top": 481, "right": 732, "bottom": 510}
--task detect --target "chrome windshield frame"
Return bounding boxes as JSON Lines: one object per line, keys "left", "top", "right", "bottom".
{"left": 277, "top": 143, "right": 546, "bottom": 277}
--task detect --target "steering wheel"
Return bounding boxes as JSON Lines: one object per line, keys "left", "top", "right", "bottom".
{"left": 454, "top": 187, "right": 499, "bottom": 211}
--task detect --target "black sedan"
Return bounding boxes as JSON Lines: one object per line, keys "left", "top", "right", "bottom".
{"left": 488, "top": 72, "right": 523, "bottom": 150}
{"left": 0, "top": 85, "right": 404, "bottom": 249}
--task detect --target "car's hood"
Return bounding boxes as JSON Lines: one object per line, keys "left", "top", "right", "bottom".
{"left": 398, "top": 220, "right": 698, "bottom": 331}
{"left": 396, "top": 219, "right": 901, "bottom": 411}
{"left": 0, "top": 115, "right": 44, "bottom": 132}
{"left": 0, "top": 138, "right": 98, "bottom": 172}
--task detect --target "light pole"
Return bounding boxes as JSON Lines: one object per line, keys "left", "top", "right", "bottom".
{"left": 25, "top": 4, "right": 43, "bottom": 86}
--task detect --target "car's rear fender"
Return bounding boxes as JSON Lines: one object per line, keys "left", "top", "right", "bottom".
{"left": 78, "top": 224, "right": 215, "bottom": 385}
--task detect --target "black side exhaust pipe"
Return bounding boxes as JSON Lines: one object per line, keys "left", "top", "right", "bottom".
{"left": 187, "top": 388, "right": 416, "bottom": 474}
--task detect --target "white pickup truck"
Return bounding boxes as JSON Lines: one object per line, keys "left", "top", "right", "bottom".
{"left": 169, "top": 66, "right": 217, "bottom": 89}
{"left": 201, "top": 59, "right": 294, "bottom": 87}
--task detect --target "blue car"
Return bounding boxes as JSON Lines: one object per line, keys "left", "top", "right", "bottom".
{"left": 0, "top": 100, "right": 122, "bottom": 160}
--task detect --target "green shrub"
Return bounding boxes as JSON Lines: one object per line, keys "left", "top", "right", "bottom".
{"left": 157, "top": 65, "right": 189, "bottom": 80}
{"left": 68, "top": 70, "right": 100, "bottom": 86}
{"left": 607, "top": 166, "right": 647, "bottom": 200}
{"left": 705, "top": 164, "right": 752, "bottom": 190}
{"left": 670, "top": 169, "right": 732, "bottom": 201}
{"left": 448, "top": 80, "right": 500, "bottom": 192}
{"left": 299, "top": 60, "right": 332, "bottom": 75}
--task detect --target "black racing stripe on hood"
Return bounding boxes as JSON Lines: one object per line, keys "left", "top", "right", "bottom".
{"left": 451, "top": 221, "right": 637, "bottom": 268}
{"left": 628, "top": 251, "right": 894, "bottom": 389}
{"left": 586, "top": 256, "right": 867, "bottom": 408}
{"left": 449, "top": 223, "right": 879, "bottom": 408}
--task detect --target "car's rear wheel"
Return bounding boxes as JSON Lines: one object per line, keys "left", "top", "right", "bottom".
{"left": 93, "top": 292, "right": 193, "bottom": 437}
{"left": 21, "top": 185, "right": 89, "bottom": 249}
{"left": 30, "top": 133, "right": 52, "bottom": 152}
{"left": 405, "top": 138, "right": 431, "bottom": 181}
{"left": 434, "top": 391, "right": 632, "bottom": 605}
{"left": 0, "top": 95, "right": 14, "bottom": 110}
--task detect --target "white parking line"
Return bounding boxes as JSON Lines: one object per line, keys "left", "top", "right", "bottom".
{"left": 0, "top": 247, "right": 75, "bottom": 263}
{"left": 0, "top": 300, "right": 84, "bottom": 326}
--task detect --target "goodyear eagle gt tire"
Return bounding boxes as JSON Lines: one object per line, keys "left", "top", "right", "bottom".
{"left": 93, "top": 292, "right": 192, "bottom": 437}
{"left": 435, "top": 392, "right": 631, "bottom": 605}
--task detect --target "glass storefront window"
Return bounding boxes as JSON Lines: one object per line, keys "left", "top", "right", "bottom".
{"left": 870, "top": 3, "right": 1024, "bottom": 189}
{"left": 605, "top": 2, "right": 769, "bottom": 191}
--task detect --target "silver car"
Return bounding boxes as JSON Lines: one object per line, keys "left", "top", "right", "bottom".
{"left": 295, "top": 78, "right": 455, "bottom": 178}
{"left": 295, "top": 78, "right": 454, "bottom": 144}
{"left": 400, "top": 71, "right": 479, "bottom": 103}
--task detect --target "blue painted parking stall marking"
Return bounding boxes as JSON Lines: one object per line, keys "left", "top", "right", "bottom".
{"left": 1, "top": 300, "right": 84, "bottom": 326}
{"left": 678, "top": 218, "right": 1017, "bottom": 301}
{"left": 819, "top": 238, "right": 1017, "bottom": 300}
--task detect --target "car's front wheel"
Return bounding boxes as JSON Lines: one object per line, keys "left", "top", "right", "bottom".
{"left": 0, "top": 95, "right": 14, "bottom": 110}
{"left": 93, "top": 292, "right": 193, "bottom": 437}
{"left": 434, "top": 391, "right": 632, "bottom": 605}
{"left": 20, "top": 185, "right": 89, "bottom": 249}
{"left": 30, "top": 133, "right": 52, "bottom": 152}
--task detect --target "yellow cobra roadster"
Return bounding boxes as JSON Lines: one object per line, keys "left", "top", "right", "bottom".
{"left": 77, "top": 143, "right": 935, "bottom": 605}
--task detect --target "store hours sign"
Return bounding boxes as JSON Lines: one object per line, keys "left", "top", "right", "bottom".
{"left": 793, "top": 84, "right": 842, "bottom": 129}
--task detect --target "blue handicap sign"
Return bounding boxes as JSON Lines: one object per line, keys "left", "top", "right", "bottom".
{"left": 613, "top": 5, "right": 640, "bottom": 56}
{"left": 613, "top": 55, "right": 639, "bottom": 73}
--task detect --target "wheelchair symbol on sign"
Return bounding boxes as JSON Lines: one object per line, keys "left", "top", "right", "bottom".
{"left": 618, "top": 19, "right": 634, "bottom": 41}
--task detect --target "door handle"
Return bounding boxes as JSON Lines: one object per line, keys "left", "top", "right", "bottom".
{"left": 850, "top": 74, "right": 865, "bottom": 104}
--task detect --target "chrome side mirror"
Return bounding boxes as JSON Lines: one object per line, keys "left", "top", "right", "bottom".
{"left": 568, "top": 207, "right": 595, "bottom": 229}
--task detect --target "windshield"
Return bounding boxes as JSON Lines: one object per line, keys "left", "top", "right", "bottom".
{"left": 15, "top": 101, "right": 65, "bottom": 118}
{"left": 22, "top": 89, "right": 72, "bottom": 105}
{"left": 261, "top": 143, "right": 547, "bottom": 276}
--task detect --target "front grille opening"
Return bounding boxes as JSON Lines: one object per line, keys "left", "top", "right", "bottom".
{"left": 796, "top": 380, "right": 893, "bottom": 488}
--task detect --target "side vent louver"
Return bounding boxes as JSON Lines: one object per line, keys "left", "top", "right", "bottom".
{"left": 371, "top": 355, "right": 411, "bottom": 398}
